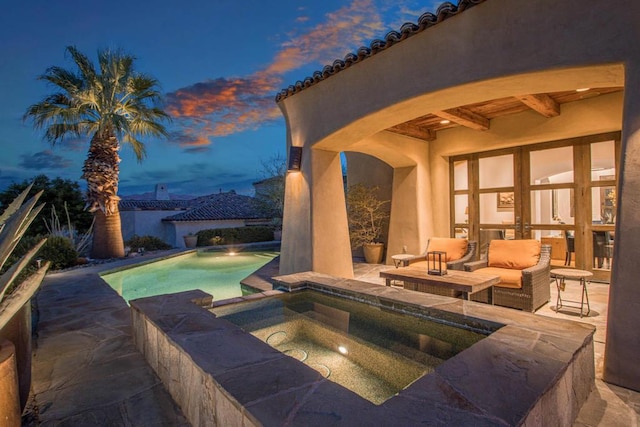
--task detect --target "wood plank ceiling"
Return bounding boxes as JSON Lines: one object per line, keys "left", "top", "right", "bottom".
{"left": 386, "top": 87, "right": 623, "bottom": 142}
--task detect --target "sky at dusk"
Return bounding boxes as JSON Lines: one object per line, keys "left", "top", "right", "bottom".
{"left": 0, "top": 0, "right": 442, "bottom": 197}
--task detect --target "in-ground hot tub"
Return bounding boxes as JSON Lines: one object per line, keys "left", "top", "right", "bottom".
{"left": 211, "top": 290, "right": 490, "bottom": 404}
{"left": 130, "top": 271, "right": 595, "bottom": 426}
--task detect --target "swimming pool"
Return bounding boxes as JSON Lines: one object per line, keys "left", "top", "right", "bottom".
{"left": 102, "top": 250, "right": 278, "bottom": 302}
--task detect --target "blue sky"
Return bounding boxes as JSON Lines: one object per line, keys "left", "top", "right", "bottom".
{"left": 0, "top": 0, "right": 441, "bottom": 197}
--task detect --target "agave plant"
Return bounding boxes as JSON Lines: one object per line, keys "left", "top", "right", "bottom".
{"left": 0, "top": 185, "right": 50, "bottom": 305}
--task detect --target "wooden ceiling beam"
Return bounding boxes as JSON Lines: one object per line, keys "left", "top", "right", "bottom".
{"left": 434, "top": 108, "right": 490, "bottom": 131}
{"left": 516, "top": 93, "right": 560, "bottom": 117}
{"left": 387, "top": 123, "right": 436, "bottom": 141}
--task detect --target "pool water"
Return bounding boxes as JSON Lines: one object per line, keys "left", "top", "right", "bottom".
{"left": 212, "top": 290, "right": 488, "bottom": 404}
{"left": 102, "top": 250, "right": 278, "bottom": 302}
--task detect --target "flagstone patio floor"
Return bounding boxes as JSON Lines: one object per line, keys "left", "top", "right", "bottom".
{"left": 23, "top": 250, "right": 640, "bottom": 426}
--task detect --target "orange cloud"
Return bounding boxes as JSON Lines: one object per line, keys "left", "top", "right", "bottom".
{"left": 166, "top": 0, "right": 385, "bottom": 149}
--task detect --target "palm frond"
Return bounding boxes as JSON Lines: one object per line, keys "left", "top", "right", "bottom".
{"left": 67, "top": 46, "right": 97, "bottom": 86}
{"left": 39, "top": 66, "right": 82, "bottom": 94}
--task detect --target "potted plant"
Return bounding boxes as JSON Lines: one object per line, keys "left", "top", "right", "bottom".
{"left": 346, "top": 183, "right": 390, "bottom": 263}
{"left": 183, "top": 232, "right": 198, "bottom": 248}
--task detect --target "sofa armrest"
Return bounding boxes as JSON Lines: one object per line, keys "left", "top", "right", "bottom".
{"left": 521, "top": 245, "right": 552, "bottom": 295}
{"left": 448, "top": 241, "right": 477, "bottom": 270}
{"left": 464, "top": 259, "right": 488, "bottom": 272}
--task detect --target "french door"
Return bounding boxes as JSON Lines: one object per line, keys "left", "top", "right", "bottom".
{"left": 451, "top": 132, "right": 620, "bottom": 282}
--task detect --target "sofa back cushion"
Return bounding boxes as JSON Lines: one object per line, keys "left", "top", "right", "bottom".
{"left": 488, "top": 239, "right": 541, "bottom": 270}
{"left": 427, "top": 238, "right": 468, "bottom": 262}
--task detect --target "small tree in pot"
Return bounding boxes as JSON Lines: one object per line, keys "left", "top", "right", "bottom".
{"left": 346, "top": 183, "right": 390, "bottom": 263}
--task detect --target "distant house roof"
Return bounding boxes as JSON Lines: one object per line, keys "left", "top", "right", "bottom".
{"left": 119, "top": 199, "right": 196, "bottom": 211}
{"left": 275, "top": 0, "right": 485, "bottom": 102}
{"left": 161, "top": 192, "right": 267, "bottom": 222}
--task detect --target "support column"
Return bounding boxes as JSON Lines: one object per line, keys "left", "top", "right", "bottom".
{"left": 603, "top": 61, "right": 640, "bottom": 391}
{"left": 386, "top": 166, "right": 432, "bottom": 263}
{"left": 311, "top": 149, "right": 354, "bottom": 278}
{"left": 279, "top": 146, "right": 312, "bottom": 275}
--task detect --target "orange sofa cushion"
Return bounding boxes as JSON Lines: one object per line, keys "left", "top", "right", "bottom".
{"left": 427, "top": 238, "right": 468, "bottom": 262}
{"left": 475, "top": 267, "right": 523, "bottom": 289}
{"left": 488, "top": 239, "right": 541, "bottom": 270}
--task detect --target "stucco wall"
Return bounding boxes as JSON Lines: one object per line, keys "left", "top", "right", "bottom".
{"left": 120, "top": 210, "right": 178, "bottom": 243}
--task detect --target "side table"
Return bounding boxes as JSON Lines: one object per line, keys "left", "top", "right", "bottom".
{"left": 550, "top": 268, "right": 593, "bottom": 317}
{"left": 391, "top": 254, "right": 414, "bottom": 268}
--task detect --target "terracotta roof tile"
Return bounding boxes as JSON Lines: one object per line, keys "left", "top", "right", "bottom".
{"left": 275, "top": 0, "right": 486, "bottom": 102}
{"left": 119, "top": 199, "right": 195, "bottom": 211}
{"left": 161, "top": 192, "right": 267, "bottom": 222}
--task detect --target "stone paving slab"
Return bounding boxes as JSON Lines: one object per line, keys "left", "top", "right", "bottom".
{"left": 24, "top": 252, "right": 190, "bottom": 426}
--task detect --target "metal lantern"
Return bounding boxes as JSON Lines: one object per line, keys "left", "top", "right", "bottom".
{"left": 427, "top": 251, "right": 447, "bottom": 276}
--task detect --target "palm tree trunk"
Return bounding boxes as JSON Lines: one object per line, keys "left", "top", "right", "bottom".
{"left": 82, "top": 131, "right": 125, "bottom": 259}
{"left": 91, "top": 208, "right": 125, "bottom": 259}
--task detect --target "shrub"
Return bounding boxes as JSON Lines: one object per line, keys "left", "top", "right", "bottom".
{"left": 196, "top": 226, "right": 274, "bottom": 246}
{"left": 37, "top": 235, "right": 78, "bottom": 270}
{"left": 125, "top": 235, "right": 172, "bottom": 251}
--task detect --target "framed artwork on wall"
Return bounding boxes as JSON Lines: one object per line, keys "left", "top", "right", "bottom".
{"left": 497, "top": 192, "right": 515, "bottom": 209}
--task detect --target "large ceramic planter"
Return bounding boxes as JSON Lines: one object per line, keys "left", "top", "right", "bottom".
{"left": 0, "top": 338, "right": 21, "bottom": 426}
{"left": 0, "top": 265, "right": 48, "bottom": 414}
{"left": 363, "top": 242, "right": 385, "bottom": 264}
{"left": 183, "top": 234, "right": 198, "bottom": 248}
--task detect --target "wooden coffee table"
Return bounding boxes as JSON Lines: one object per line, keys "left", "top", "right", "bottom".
{"left": 380, "top": 267, "right": 500, "bottom": 301}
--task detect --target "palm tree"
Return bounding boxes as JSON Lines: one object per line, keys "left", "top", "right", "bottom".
{"left": 24, "top": 46, "right": 170, "bottom": 258}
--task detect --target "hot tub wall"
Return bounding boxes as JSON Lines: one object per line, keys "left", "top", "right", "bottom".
{"left": 130, "top": 276, "right": 595, "bottom": 426}
{"left": 130, "top": 290, "right": 262, "bottom": 426}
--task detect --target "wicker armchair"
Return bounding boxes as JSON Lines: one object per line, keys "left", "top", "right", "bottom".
{"left": 465, "top": 242, "right": 551, "bottom": 312}
{"left": 405, "top": 239, "right": 477, "bottom": 271}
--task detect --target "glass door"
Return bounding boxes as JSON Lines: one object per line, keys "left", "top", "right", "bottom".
{"left": 451, "top": 132, "right": 620, "bottom": 282}
{"left": 527, "top": 145, "right": 575, "bottom": 268}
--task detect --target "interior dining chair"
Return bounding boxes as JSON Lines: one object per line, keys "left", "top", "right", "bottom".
{"left": 564, "top": 230, "right": 575, "bottom": 266}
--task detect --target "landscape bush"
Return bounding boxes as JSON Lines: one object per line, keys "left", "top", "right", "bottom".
{"left": 196, "top": 226, "right": 274, "bottom": 246}
{"left": 37, "top": 235, "right": 78, "bottom": 270}
{"left": 125, "top": 235, "right": 172, "bottom": 251}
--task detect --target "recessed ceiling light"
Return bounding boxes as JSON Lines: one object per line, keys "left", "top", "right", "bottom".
{"left": 576, "top": 88, "right": 590, "bottom": 92}
{"left": 439, "top": 119, "right": 451, "bottom": 125}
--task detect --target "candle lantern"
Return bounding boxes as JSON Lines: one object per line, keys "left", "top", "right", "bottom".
{"left": 427, "top": 251, "right": 447, "bottom": 276}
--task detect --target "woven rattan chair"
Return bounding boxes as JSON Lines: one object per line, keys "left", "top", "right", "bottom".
{"left": 405, "top": 239, "right": 477, "bottom": 271}
{"left": 465, "top": 242, "right": 551, "bottom": 312}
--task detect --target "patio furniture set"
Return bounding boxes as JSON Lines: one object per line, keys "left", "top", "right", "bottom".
{"left": 382, "top": 237, "right": 588, "bottom": 314}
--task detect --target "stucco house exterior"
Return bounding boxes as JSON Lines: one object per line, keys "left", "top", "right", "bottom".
{"left": 276, "top": 0, "right": 640, "bottom": 392}
{"left": 120, "top": 185, "right": 271, "bottom": 248}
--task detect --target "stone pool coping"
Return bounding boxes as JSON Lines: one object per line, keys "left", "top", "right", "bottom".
{"left": 130, "top": 271, "right": 595, "bottom": 426}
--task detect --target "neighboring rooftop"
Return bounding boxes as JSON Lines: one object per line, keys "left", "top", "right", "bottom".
{"left": 162, "top": 191, "right": 267, "bottom": 222}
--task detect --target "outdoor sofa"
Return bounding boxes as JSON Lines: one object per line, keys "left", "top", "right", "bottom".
{"left": 465, "top": 239, "right": 551, "bottom": 312}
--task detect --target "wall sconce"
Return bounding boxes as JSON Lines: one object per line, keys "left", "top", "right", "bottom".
{"left": 427, "top": 251, "right": 447, "bottom": 276}
{"left": 288, "top": 146, "right": 303, "bottom": 172}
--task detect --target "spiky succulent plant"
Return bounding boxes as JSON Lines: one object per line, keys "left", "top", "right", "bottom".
{"left": 0, "top": 185, "right": 50, "bottom": 305}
